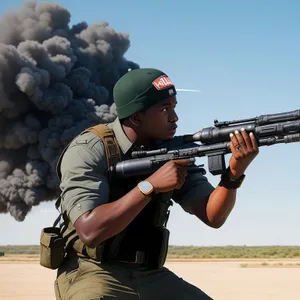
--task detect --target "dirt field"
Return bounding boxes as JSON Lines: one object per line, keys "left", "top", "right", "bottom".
{"left": 1, "top": 256, "right": 300, "bottom": 299}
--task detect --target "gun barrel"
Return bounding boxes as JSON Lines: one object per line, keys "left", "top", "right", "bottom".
{"left": 258, "top": 133, "right": 300, "bottom": 146}
{"left": 183, "top": 120, "right": 300, "bottom": 144}
{"left": 110, "top": 157, "right": 154, "bottom": 179}
{"left": 111, "top": 155, "right": 197, "bottom": 179}
{"left": 257, "top": 109, "right": 300, "bottom": 125}
{"left": 131, "top": 148, "right": 168, "bottom": 158}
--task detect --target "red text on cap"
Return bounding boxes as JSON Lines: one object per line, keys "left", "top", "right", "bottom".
{"left": 152, "top": 75, "right": 174, "bottom": 90}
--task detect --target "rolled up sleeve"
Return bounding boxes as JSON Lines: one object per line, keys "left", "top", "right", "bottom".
{"left": 59, "top": 132, "right": 109, "bottom": 224}
{"left": 172, "top": 171, "right": 215, "bottom": 214}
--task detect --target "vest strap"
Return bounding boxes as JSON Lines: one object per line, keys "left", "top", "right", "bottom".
{"left": 85, "top": 124, "right": 121, "bottom": 174}
{"left": 54, "top": 124, "right": 122, "bottom": 261}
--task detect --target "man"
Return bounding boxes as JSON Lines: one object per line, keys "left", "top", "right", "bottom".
{"left": 53, "top": 68, "right": 259, "bottom": 299}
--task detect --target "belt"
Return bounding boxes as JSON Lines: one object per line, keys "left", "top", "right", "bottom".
{"left": 109, "top": 250, "right": 148, "bottom": 265}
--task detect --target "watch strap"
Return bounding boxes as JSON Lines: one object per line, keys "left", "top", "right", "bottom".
{"left": 219, "top": 168, "right": 245, "bottom": 189}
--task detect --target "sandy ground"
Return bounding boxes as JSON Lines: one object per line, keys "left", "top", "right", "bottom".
{"left": 1, "top": 257, "right": 300, "bottom": 299}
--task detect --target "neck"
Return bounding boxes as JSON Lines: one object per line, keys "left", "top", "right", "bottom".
{"left": 122, "top": 123, "right": 155, "bottom": 149}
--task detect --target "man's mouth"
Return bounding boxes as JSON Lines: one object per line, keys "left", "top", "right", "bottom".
{"left": 169, "top": 124, "right": 177, "bottom": 131}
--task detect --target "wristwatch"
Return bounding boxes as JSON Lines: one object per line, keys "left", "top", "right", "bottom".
{"left": 219, "top": 168, "right": 245, "bottom": 189}
{"left": 137, "top": 181, "right": 155, "bottom": 196}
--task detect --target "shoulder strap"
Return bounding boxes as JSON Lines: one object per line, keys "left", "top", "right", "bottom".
{"left": 85, "top": 124, "right": 122, "bottom": 170}
{"left": 54, "top": 123, "right": 121, "bottom": 212}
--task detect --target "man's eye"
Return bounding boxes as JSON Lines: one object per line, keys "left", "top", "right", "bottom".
{"left": 162, "top": 107, "right": 168, "bottom": 112}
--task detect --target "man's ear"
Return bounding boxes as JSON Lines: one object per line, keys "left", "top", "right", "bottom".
{"left": 129, "top": 113, "right": 142, "bottom": 127}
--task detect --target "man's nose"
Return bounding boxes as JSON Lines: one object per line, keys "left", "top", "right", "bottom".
{"left": 170, "top": 111, "right": 178, "bottom": 122}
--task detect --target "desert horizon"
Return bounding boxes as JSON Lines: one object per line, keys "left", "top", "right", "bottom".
{"left": 1, "top": 254, "right": 300, "bottom": 300}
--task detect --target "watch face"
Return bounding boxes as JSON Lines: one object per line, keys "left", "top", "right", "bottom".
{"left": 139, "top": 181, "right": 153, "bottom": 193}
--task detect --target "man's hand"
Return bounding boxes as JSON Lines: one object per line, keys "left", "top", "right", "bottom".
{"left": 228, "top": 128, "right": 259, "bottom": 178}
{"left": 146, "top": 159, "right": 193, "bottom": 193}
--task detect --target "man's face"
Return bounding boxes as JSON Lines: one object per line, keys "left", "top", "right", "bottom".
{"left": 138, "top": 95, "right": 179, "bottom": 141}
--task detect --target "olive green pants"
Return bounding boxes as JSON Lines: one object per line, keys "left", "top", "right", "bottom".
{"left": 54, "top": 257, "right": 213, "bottom": 300}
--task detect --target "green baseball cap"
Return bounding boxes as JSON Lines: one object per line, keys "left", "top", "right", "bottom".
{"left": 113, "top": 68, "right": 177, "bottom": 119}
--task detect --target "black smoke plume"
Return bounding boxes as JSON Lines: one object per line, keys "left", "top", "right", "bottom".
{"left": 0, "top": 1, "right": 139, "bottom": 221}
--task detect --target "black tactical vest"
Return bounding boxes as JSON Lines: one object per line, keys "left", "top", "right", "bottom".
{"left": 55, "top": 123, "right": 173, "bottom": 268}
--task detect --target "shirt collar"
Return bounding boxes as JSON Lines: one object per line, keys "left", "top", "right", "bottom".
{"left": 111, "top": 118, "right": 134, "bottom": 154}
{"left": 110, "top": 118, "right": 184, "bottom": 155}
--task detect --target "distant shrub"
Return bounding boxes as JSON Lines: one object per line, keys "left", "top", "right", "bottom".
{"left": 1, "top": 245, "right": 300, "bottom": 259}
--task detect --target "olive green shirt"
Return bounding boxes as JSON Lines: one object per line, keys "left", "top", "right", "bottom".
{"left": 59, "top": 118, "right": 215, "bottom": 224}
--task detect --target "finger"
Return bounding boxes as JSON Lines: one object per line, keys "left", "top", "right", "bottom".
{"left": 176, "top": 183, "right": 183, "bottom": 190}
{"left": 179, "top": 174, "right": 186, "bottom": 184}
{"left": 229, "top": 132, "right": 242, "bottom": 156}
{"left": 180, "top": 168, "right": 188, "bottom": 177}
{"left": 229, "top": 132, "right": 239, "bottom": 147}
{"left": 240, "top": 128, "right": 253, "bottom": 150}
{"left": 229, "top": 141, "right": 239, "bottom": 156}
{"left": 234, "top": 130, "right": 247, "bottom": 150}
{"left": 176, "top": 177, "right": 185, "bottom": 189}
{"left": 249, "top": 132, "right": 259, "bottom": 152}
{"left": 172, "top": 158, "right": 194, "bottom": 166}
{"left": 178, "top": 169, "right": 187, "bottom": 182}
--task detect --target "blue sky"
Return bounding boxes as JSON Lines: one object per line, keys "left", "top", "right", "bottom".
{"left": 0, "top": 0, "right": 299, "bottom": 246}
